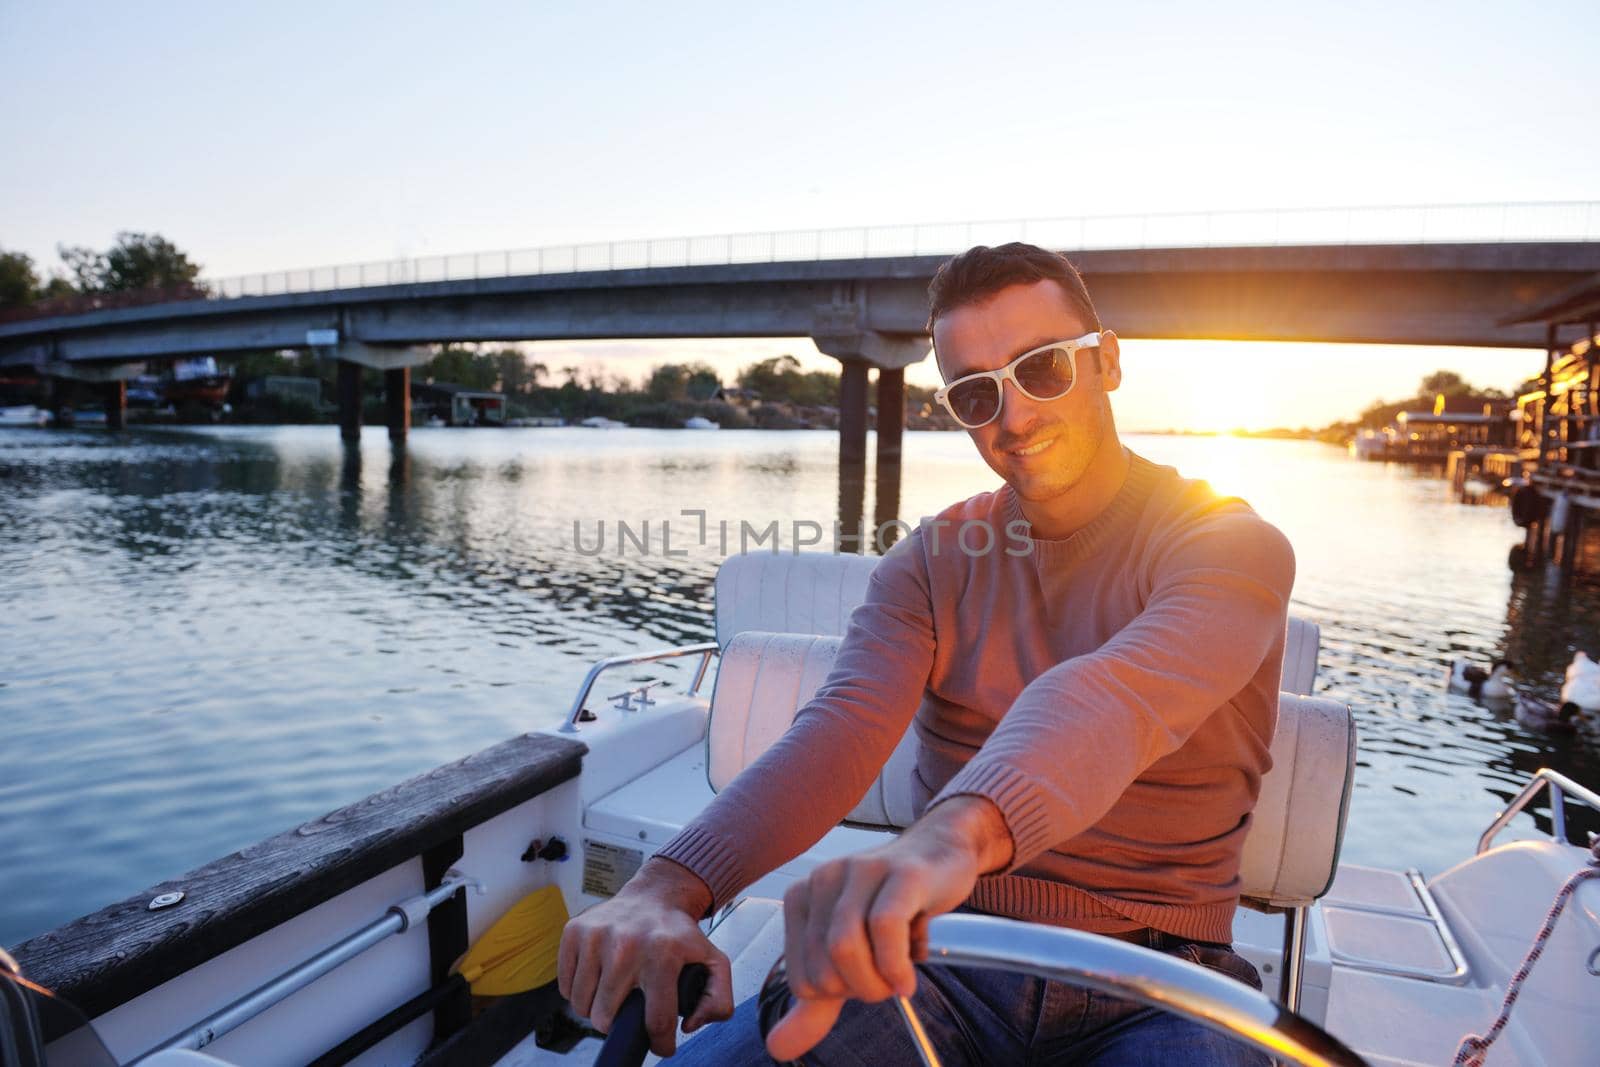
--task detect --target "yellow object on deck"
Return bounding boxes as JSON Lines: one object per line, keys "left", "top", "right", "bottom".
{"left": 453, "top": 884, "right": 570, "bottom": 996}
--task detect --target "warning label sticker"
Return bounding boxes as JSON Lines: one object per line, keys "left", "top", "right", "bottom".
{"left": 582, "top": 838, "right": 644, "bottom": 897}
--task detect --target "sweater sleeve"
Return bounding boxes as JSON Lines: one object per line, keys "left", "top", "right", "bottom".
{"left": 654, "top": 534, "right": 936, "bottom": 910}
{"left": 929, "top": 507, "right": 1295, "bottom": 872}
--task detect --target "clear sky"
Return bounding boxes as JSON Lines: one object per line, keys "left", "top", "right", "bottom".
{"left": 2, "top": 1, "right": 1594, "bottom": 430}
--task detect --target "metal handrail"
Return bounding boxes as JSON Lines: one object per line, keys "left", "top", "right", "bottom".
{"left": 202, "top": 199, "right": 1600, "bottom": 300}
{"left": 131, "top": 872, "right": 479, "bottom": 1062}
{"left": 1477, "top": 767, "right": 1600, "bottom": 855}
{"left": 559, "top": 641, "right": 718, "bottom": 732}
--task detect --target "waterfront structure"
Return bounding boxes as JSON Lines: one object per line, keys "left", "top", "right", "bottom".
{"left": 1395, "top": 394, "right": 1514, "bottom": 463}
{"left": 1351, "top": 393, "right": 1514, "bottom": 464}
{"left": 410, "top": 381, "right": 507, "bottom": 428}
{"left": 243, "top": 375, "right": 323, "bottom": 409}
{"left": 1502, "top": 273, "right": 1600, "bottom": 571}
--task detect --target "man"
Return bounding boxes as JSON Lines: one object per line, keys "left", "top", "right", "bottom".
{"left": 558, "top": 243, "right": 1294, "bottom": 1065}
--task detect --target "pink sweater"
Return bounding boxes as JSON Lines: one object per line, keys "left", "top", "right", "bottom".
{"left": 658, "top": 451, "right": 1295, "bottom": 943}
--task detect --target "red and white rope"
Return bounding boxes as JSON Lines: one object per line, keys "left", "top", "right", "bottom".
{"left": 1453, "top": 839, "right": 1600, "bottom": 1067}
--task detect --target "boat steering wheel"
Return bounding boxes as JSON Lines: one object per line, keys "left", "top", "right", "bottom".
{"left": 591, "top": 913, "right": 1368, "bottom": 1066}
{"left": 761, "top": 913, "right": 1369, "bottom": 1067}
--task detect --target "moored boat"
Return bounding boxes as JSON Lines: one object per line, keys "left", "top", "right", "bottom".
{"left": 5, "top": 553, "right": 1597, "bottom": 1067}
{"left": 0, "top": 404, "right": 53, "bottom": 427}
{"left": 164, "top": 358, "right": 232, "bottom": 408}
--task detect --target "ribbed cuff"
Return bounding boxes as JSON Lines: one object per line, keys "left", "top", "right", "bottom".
{"left": 931, "top": 760, "right": 1060, "bottom": 874}
{"left": 654, "top": 825, "right": 748, "bottom": 911}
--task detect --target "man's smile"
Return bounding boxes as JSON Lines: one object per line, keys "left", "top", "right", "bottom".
{"left": 1002, "top": 435, "right": 1059, "bottom": 458}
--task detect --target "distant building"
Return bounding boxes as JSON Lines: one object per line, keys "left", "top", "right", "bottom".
{"left": 244, "top": 376, "right": 323, "bottom": 408}
{"left": 411, "top": 381, "right": 506, "bottom": 426}
{"left": 1391, "top": 394, "right": 1513, "bottom": 460}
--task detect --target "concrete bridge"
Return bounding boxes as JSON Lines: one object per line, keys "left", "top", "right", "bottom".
{"left": 4, "top": 204, "right": 1597, "bottom": 501}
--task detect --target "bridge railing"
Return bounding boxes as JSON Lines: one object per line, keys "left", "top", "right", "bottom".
{"left": 205, "top": 200, "right": 1600, "bottom": 300}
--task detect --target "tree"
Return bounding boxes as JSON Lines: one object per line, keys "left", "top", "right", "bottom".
{"left": 0, "top": 249, "right": 38, "bottom": 309}
{"left": 684, "top": 362, "right": 721, "bottom": 401}
{"left": 1418, "top": 370, "right": 1470, "bottom": 397}
{"left": 56, "top": 232, "right": 204, "bottom": 294}
{"left": 424, "top": 344, "right": 499, "bottom": 389}
{"left": 646, "top": 363, "right": 689, "bottom": 402}
{"left": 491, "top": 349, "right": 536, "bottom": 394}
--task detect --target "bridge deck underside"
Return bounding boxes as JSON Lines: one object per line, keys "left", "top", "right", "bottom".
{"left": 3, "top": 244, "right": 1597, "bottom": 367}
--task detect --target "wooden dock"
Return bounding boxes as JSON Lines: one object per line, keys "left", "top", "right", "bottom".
{"left": 1502, "top": 274, "right": 1600, "bottom": 572}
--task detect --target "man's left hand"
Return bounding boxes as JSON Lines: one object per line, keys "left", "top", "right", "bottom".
{"left": 765, "top": 796, "right": 1013, "bottom": 1061}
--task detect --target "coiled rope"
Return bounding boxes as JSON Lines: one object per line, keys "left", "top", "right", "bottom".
{"left": 1453, "top": 839, "right": 1600, "bottom": 1066}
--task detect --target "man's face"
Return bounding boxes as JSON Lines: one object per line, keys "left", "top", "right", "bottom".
{"left": 932, "top": 279, "right": 1122, "bottom": 503}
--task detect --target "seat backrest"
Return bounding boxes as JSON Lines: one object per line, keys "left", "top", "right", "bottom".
{"left": 1282, "top": 617, "right": 1321, "bottom": 696}
{"left": 714, "top": 553, "right": 1321, "bottom": 697}
{"left": 707, "top": 630, "right": 1356, "bottom": 906}
{"left": 1238, "top": 691, "right": 1355, "bottom": 907}
{"left": 706, "top": 631, "right": 922, "bottom": 826}
{"left": 713, "top": 552, "right": 879, "bottom": 649}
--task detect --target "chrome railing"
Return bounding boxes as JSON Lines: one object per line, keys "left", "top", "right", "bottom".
{"left": 559, "top": 641, "right": 718, "bottom": 732}
{"left": 131, "top": 872, "right": 480, "bottom": 1062}
{"left": 769, "top": 914, "right": 1369, "bottom": 1067}
{"left": 204, "top": 200, "right": 1600, "bottom": 300}
{"left": 1477, "top": 767, "right": 1600, "bottom": 854}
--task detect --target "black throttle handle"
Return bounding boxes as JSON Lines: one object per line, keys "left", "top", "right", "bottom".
{"left": 591, "top": 963, "right": 710, "bottom": 1066}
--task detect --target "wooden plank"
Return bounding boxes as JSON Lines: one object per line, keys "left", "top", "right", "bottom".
{"left": 12, "top": 732, "right": 585, "bottom": 1021}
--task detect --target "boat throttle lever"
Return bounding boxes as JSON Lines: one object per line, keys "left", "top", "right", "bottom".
{"left": 591, "top": 963, "right": 709, "bottom": 1067}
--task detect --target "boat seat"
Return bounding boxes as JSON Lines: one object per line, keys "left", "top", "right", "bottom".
{"left": 712, "top": 550, "right": 1322, "bottom": 696}
{"left": 713, "top": 551, "right": 878, "bottom": 648}
{"left": 706, "top": 631, "right": 920, "bottom": 827}
{"left": 1283, "top": 616, "right": 1321, "bottom": 696}
{"left": 706, "top": 630, "right": 1356, "bottom": 1003}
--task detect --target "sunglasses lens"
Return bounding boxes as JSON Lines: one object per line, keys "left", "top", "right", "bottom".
{"left": 947, "top": 379, "right": 1000, "bottom": 427}
{"left": 1014, "top": 346, "right": 1076, "bottom": 400}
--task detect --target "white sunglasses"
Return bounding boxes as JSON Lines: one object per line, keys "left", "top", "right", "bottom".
{"left": 934, "top": 332, "right": 1101, "bottom": 429}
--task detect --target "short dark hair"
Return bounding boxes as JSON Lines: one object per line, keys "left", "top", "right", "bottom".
{"left": 927, "top": 243, "right": 1102, "bottom": 333}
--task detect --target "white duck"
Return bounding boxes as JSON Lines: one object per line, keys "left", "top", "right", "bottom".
{"left": 1515, "top": 693, "right": 1581, "bottom": 733}
{"left": 1448, "top": 659, "right": 1516, "bottom": 701}
{"left": 1561, "top": 651, "right": 1600, "bottom": 711}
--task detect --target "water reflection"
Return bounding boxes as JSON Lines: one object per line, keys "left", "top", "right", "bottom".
{"left": 0, "top": 426, "right": 1596, "bottom": 947}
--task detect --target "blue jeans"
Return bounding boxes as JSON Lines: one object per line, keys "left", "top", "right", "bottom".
{"left": 672, "top": 932, "right": 1271, "bottom": 1066}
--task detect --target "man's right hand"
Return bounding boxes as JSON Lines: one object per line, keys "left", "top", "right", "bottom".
{"left": 556, "top": 858, "right": 734, "bottom": 1057}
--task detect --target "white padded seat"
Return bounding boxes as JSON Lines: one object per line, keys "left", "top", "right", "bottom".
{"left": 714, "top": 552, "right": 1321, "bottom": 696}
{"left": 707, "top": 631, "right": 921, "bottom": 826}
{"left": 1238, "top": 692, "right": 1356, "bottom": 907}
{"left": 713, "top": 552, "right": 880, "bottom": 648}
{"left": 1282, "top": 617, "right": 1321, "bottom": 696}
{"left": 707, "top": 631, "right": 1356, "bottom": 907}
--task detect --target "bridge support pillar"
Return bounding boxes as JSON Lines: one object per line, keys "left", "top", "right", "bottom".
{"left": 337, "top": 361, "right": 363, "bottom": 443}
{"left": 36, "top": 360, "right": 143, "bottom": 429}
{"left": 385, "top": 367, "right": 411, "bottom": 444}
{"left": 102, "top": 380, "right": 126, "bottom": 430}
{"left": 875, "top": 366, "right": 905, "bottom": 541}
{"left": 812, "top": 318, "right": 929, "bottom": 549}
{"left": 839, "top": 361, "right": 869, "bottom": 469}
{"left": 314, "top": 341, "right": 431, "bottom": 446}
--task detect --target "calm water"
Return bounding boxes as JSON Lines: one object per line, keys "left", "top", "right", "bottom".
{"left": 3, "top": 426, "right": 1597, "bottom": 948}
